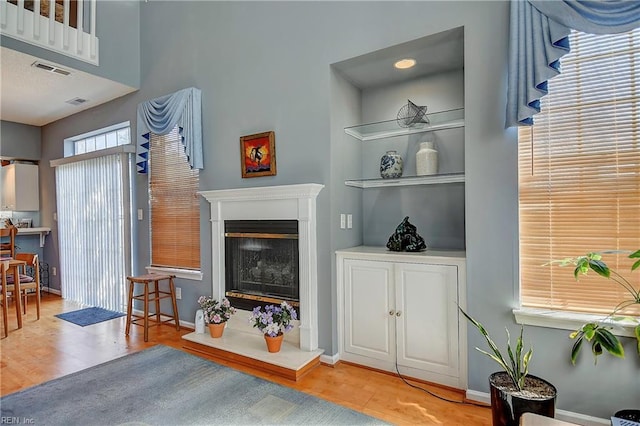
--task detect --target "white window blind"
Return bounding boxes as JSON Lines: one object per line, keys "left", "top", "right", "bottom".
{"left": 519, "top": 28, "right": 640, "bottom": 316}
{"left": 55, "top": 153, "right": 132, "bottom": 312}
{"left": 149, "top": 127, "right": 200, "bottom": 270}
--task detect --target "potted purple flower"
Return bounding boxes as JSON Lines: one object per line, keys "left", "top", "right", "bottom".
{"left": 197, "top": 296, "right": 236, "bottom": 338}
{"left": 248, "top": 301, "right": 298, "bottom": 352}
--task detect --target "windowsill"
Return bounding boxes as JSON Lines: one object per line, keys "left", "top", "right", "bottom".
{"left": 513, "top": 308, "right": 637, "bottom": 338}
{"left": 145, "top": 266, "right": 203, "bottom": 281}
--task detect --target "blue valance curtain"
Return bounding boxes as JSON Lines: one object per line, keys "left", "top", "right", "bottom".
{"left": 136, "top": 87, "right": 203, "bottom": 173}
{"left": 506, "top": 0, "right": 640, "bottom": 128}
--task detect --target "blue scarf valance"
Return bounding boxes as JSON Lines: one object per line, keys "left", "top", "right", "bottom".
{"left": 136, "top": 87, "right": 203, "bottom": 173}
{"left": 506, "top": 0, "right": 640, "bottom": 128}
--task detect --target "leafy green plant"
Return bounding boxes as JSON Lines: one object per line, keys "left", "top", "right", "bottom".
{"left": 553, "top": 249, "right": 640, "bottom": 364}
{"left": 459, "top": 308, "right": 532, "bottom": 392}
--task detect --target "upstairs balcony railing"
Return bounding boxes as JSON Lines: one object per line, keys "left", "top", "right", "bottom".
{"left": 1, "top": 0, "right": 98, "bottom": 65}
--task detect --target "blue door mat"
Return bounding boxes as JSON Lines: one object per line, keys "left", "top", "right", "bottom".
{"left": 55, "top": 307, "right": 125, "bottom": 327}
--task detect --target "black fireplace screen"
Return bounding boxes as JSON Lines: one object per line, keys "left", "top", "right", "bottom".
{"left": 224, "top": 220, "right": 299, "bottom": 311}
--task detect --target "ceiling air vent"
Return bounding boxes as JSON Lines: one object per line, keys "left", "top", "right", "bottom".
{"left": 31, "top": 61, "right": 71, "bottom": 76}
{"left": 66, "top": 97, "right": 88, "bottom": 106}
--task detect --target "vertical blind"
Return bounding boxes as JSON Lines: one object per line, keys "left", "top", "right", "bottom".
{"left": 55, "top": 153, "right": 131, "bottom": 312}
{"left": 149, "top": 127, "right": 200, "bottom": 270}
{"left": 519, "top": 28, "right": 640, "bottom": 316}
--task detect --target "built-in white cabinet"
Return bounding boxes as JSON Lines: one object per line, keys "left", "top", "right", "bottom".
{"left": 336, "top": 246, "right": 467, "bottom": 389}
{"left": 1, "top": 163, "right": 39, "bottom": 211}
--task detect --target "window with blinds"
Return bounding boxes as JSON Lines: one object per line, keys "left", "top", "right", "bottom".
{"left": 149, "top": 127, "right": 200, "bottom": 270}
{"left": 519, "top": 28, "right": 640, "bottom": 316}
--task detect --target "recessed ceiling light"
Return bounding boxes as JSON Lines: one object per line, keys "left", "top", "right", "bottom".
{"left": 394, "top": 58, "right": 416, "bottom": 70}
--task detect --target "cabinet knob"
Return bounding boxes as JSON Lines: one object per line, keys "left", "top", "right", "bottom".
{"left": 388, "top": 310, "right": 395, "bottom": 316}
{"left": 396, "top": 311, "right": 402, "bottom": 317}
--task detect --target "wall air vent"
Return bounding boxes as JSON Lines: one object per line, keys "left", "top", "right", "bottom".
{"left": 66, "top": 97, "right": 88, "bottom": 106}
{"left": 31, "top": 61, "right": 71, "bottom": 76}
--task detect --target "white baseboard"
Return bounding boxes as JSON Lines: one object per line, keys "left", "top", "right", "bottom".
{"left": 465, "top": 389, "right": 490, "bottom": 405}
{"left": 465, "top": 390, "right": 610, "bottom": 426}
{"left": 555, "top": 410, "right": 611, "bottom": 426}
{"left": 42, "top": 287, "right": 61, "bottom": 296}
{"left": 320, "top": 353, "right": 339, "bottom": 365}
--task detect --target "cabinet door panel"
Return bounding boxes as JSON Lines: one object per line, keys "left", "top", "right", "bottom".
{"left": 395, "top": 263, "right": 458, "bottom": 375}
{"left": 1, "top": 164, "right": 38, "bottom": 211}
{"left": 1, "top": 165, "right": 16, "bottom": 210}
{"left": 343, "top": 259, "right": 395, "bottom": 362}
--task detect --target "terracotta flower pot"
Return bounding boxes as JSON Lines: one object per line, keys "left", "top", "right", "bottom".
{"left": 264, "top": 333, "right": 284, "bottom": 353}
{"left": 208, "top": 322, "right": 225, "bottom": 338}
{"left": 489, "top": 371, "right": 557, "bottom": 426}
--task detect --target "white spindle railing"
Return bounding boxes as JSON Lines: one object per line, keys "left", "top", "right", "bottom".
{"left": 33, "top": 0, "right": 40, "bottom": 39}
{"left": 0, "top": 0, "right": 99, "bottom": 65}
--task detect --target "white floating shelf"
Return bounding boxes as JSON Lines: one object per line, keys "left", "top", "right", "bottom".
{"left": 345, "top": 173, "right": 465, "bottom": 188}
{"left": 344, "top": 108, "right": 464, "bottom": 142}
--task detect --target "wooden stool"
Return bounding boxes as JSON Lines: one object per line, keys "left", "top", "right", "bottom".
{"left": 125, "top": 273, "right": 180, "bottom": 342}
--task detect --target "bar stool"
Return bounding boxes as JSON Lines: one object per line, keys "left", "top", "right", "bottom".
{"left": 125, "top": 273, "right": 180, "bottom": 342}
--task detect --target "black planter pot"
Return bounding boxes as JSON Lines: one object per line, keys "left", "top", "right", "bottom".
{"left": 489, "top": 372, "right": 557, "bottom": 426}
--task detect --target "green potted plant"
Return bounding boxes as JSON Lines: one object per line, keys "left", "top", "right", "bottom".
{"left": 459, "top": 308, "right": 557, "bottom": 426}
{"left": 552, "top": 249, "right": 640, "bottom": 423}
{"left": 551, "top": 249, "right": 640, "bottom": 364}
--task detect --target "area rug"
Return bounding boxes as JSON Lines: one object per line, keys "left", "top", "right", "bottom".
{"left": 0, "top": 345, "right": 386, "bottom": 425}
{"left": 54, "top": 306, "right": 125, "bottom": 327}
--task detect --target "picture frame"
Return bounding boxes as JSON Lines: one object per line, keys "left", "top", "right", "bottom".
{"left": 240, "top": 131, "right": 276, "bottom": 178}
{"left": 14, "top": 218, "right": 32, "bottom": 228}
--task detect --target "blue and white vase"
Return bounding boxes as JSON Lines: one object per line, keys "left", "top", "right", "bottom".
{"left": 380, "top": 150, "right": 403, "bottom": 179}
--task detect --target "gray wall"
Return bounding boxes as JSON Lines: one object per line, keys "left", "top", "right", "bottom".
{"left": 0, "top": 1, "right": 141, "bottom": 88}
{"left": 0, "top": 120, "right": 41, "bottom": 160}
{"left": 329, "top": 68, "right": 364, "bottom": 353}
{"left": 29, "top": 0, "right": 639, "bottom": 418}
{"left": 0, "top": 120, "right": 42, "bottom": 226}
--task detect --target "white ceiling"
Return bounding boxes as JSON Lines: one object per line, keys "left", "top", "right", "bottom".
{"left": 0, "top": 46, "right": 137, "bottom": 127}
{"left": 333, "top": 27, "right": 464, "bottom": 90}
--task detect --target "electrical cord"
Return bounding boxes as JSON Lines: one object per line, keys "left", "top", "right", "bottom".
{"left": 391, "top": 317, "right": 489, "bottom": 409}
{"left": 393, "top": 362, "right": 490, "bottom": 408}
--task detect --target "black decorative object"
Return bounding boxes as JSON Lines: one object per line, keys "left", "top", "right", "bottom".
{"left": 386, "top": 216, "right": 427, "bottom": 252}
{"left": 396, "top": 99, "right": 429, "bottom": 128}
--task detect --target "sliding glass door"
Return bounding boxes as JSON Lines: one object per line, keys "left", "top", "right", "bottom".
{"left": 54, "top": 151, "right": 133, "bottom": 312}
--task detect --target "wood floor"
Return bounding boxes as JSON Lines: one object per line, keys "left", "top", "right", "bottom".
{"left": 0, "top": 294, "right": 491, "bottom": 425}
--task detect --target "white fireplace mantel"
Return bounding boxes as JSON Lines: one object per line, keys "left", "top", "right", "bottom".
{"left": 199, "top": 184, "right": 324, "bottom": 351}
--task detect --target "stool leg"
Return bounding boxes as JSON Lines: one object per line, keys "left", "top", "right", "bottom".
{"left": 169, "top": 277, "right": 180, "bottom": 330}
{"left": 154, "top": 280, "right": 161, "bottom": 324}
{"left": 125, "top": 280, "right": 134, "bottom": 336}
{"left": 143, "top": 282, "right": 149, "bottom": 342}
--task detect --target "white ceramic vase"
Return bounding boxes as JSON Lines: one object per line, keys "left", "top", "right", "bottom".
{"left": 416, "top": 142, "right": 438, "bottom": 176}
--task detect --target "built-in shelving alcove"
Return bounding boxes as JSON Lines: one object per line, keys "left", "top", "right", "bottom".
{"left": 331, "top": 26, "right": 466, "bottom": 251}
{"left": 328, "top": 26, "right": 467, "bottom": 390}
